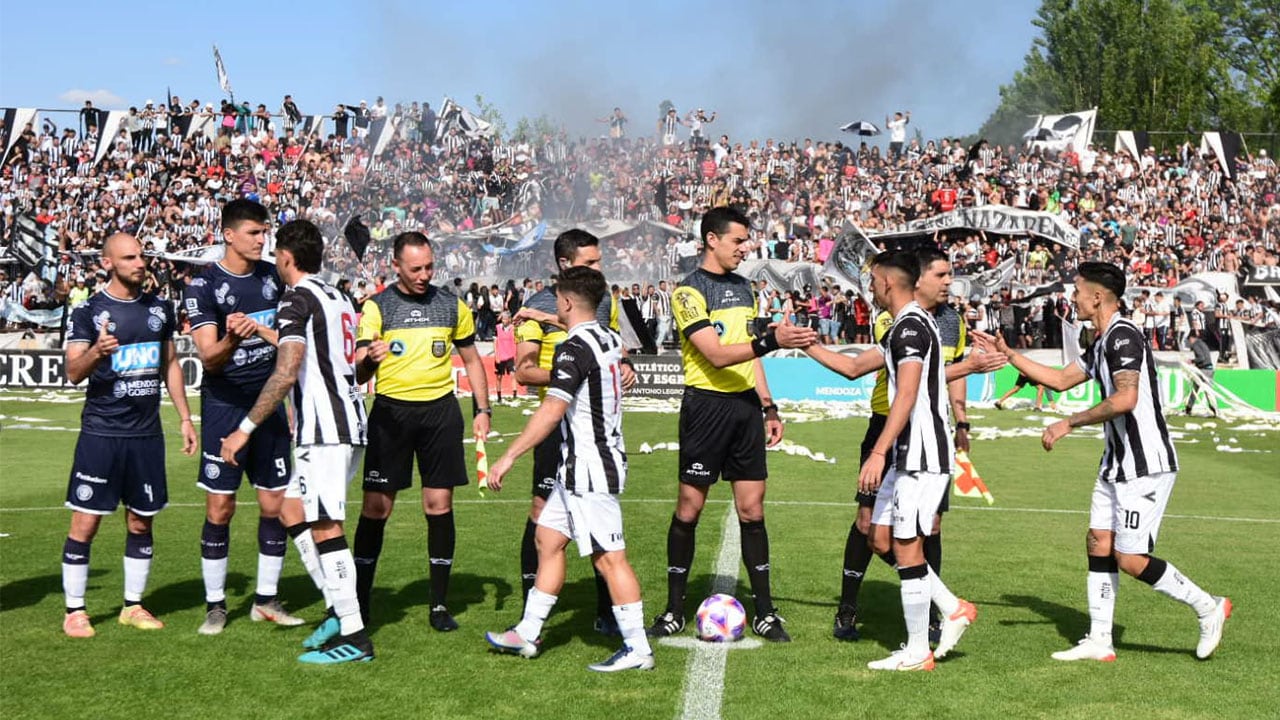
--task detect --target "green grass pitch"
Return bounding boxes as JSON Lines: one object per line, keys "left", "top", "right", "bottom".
{"left": 1, "top": 391, "right": 1277, "bottom": 720}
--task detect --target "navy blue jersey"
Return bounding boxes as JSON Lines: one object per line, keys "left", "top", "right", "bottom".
{"left": 67, "top": 289, "right": 176, "bottom": 438}
{"left": 183, "top": 261, "right": 282, "bottom": 404}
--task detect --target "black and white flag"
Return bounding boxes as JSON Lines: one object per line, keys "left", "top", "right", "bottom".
{"left": 1200, "top": 131, "right": 1244, "bottom": 180}
{"left": 1, "top": 107, "right": 38, "bottom": 166}
{"left": 94, "top": 110, "right": 128, "bottom": 166}
{"left": 1113, "top": 130, "right": 1150, "bottom": 162}
{"left": 213, "top": 44, "right": 233, "bottom": 97}
{"left": 10, "top": 212, "right": 58, "bottom": 270}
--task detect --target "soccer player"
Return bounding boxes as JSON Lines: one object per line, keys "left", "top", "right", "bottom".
{"left": 184, "top": 199, "right": 302, "bottom": 635}
{"left": 350, "top": 231, "right": 491, "bottom": 632}
{"left": 220, "top": 220, "right": 372, "bottom": 663}
{"left": 973, "top": 261, "right": 1230, "bottom": 662}
{"left": 511, "top": 228, "right": 634, "bottom": 636}
{"left": 61, "top": 233, "right": 197, "bottom": 638}
{"left": 648, "top": 206, "right": 816, "bottom": 643}
{"left": 484, "top": 266, "right": 654, "bottom": 672}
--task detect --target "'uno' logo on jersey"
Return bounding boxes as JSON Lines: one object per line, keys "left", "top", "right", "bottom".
{"left": 111, "top": 342, "right": 161, "bottom": 376}
{"left": 246, "top": 308, "right": 276, "bottom": 329}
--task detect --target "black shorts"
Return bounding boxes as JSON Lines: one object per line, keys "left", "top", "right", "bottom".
{"left": 198, "top": 399, "right": 290, "bottom": 493}
{"left": 679, "top": 387, "right": 767, "bottom": 486}
{"left": 67, "top": 434, "right": 169, "bottom": 516}
{"left": 495, "top": 359, "right": 515, "bottom": 376}
{"left": 531, "top": 422, "right": 562, "bottom": 500}
{"left": 856, "top": 413, "right": 892, "bottom": 507}
{"left": 363, "top": 394, "right": 467, "bottom": 492}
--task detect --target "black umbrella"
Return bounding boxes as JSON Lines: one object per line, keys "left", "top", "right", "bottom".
{"left": 839, "top": 120, "right": 881, "bottom": 136}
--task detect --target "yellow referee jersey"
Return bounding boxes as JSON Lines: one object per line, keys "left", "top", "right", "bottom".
{"left": 357, "top": 285, "right": 475, "bottom": 402}
{"left": 672, "top": 268, "right": 757, "bottom": 393}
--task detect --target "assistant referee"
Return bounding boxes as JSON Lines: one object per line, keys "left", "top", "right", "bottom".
{"left": 350, "top": 231, "right": 491, "bottom": 632}
{"left": 648, "top": 206, "right": 815, "bottom": 643}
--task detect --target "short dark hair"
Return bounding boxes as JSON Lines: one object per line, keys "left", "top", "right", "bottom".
{"left": 700, "top": 206, "right": 750, "bottom": 246}
{"left": 871, "top": 250, "right": 920, "bottom": 287}
{"left": 392, "top": 231, "right": 432, "bottom": 260}
{"left": 553, "top": 229, "right": 600, "bottom": 263}
{"left": 1077, "top": 261, "right": 1125, "bottom": 299}
{"left": 555, "top": 266, "right": 606, "bottom": 309}
{"left": 275, "top": 220, "right": 323, "bottom": 273}
{"left": 221, "top": 198, "right": 268, "bottom": 230}
{"left": 914, "top": 246, "right": 948, "bottom": 273}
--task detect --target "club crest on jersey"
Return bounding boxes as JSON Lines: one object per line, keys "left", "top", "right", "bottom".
{"left": 389, "top": 339, "right": 406, "bottom": 356}
{"left": 147, "top": 315, "right": 163, "bottom": 332}
{"left": 432, "top": 340, "right": 447, "bottom": 358}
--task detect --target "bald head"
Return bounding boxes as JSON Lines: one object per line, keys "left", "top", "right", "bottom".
{"left": 102, "top": 233, "right": 146, "bottom": 291}
{"left": 104, "top": 233, "right": 141, "bottom": 259}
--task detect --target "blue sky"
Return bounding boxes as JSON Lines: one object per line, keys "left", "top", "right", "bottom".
{"left": 0, "top": 0, "right": 1041, "bottom": 142}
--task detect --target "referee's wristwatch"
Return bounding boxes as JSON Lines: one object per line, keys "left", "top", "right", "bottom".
{"left": 761, "top": 403, "right": 779, "bottom": 415}
{"left": 955, "top": 421, "right": 971, "bottom": 431}
{"left": 475, "top": 407, "right": 493, "bottom": 418}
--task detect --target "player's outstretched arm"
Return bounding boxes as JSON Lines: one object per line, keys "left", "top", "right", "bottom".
{"left": 1043, "top": 370, "right": 1139, "bottom": 451}
{"left": 220, "top": 341, "right": 303, "bottom": 466}
{"left": 804, "top": 342, "right": 884, "bottom": 380}
{"left": 970, "top": 329, "right": 1085, "bottom": 392}
{"left": 487, "top": 397, "right": 569, "bottom": 492}
{"left": 162, "top": 339, "right": 197, "bottom": 455}
{"left": 945, "top": 350, "right": 1007, "bottom": 382}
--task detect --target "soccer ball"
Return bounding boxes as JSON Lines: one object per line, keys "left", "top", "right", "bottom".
{"left": 695, "top": 593, "right": 747, "bottom": 642}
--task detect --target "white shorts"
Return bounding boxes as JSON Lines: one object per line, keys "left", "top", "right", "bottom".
{"left": 1089, "top": 472, "right": 1176, "bottom": 555}
{"left": 286, "top": 444, "right": 365, "bottom": 523}
{"left": 871, "top": 469, "right": 949, "bottom": 540}
{"left": 537, "top": 482, "right": 625, "bottom": 558}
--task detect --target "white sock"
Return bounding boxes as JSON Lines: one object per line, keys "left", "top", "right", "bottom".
{"left": 123, "top": 557, "right": 151, "bottom": 603}
{"left": 202, "top": 558, "right": 228, "bottom": 604}
{"left": 515, "top": 587, "right": 557, "bottom": 643}
{"left": 614, "top": 602, "right": 651, "bottom": 655}
{"left": 319, "top": 545, "right": 363, "bottom": 636}
{"left": 926, "top": 567, "right": 959, "bottom": 617}
{"left": 63, "top": 564, "right": 89, "bottom": 609}
{"left": 901, "top": 574, "right": 931, "bottom": 658}
{"left": 293, "top": 529, "right": 331, "bottom": 608}
{"left": 256, "top": 553, "right": 284, "bottom": 599}
{"left": 1087, "top": 571, "right": 1118, "bottom": 640}
{"left": 1152, "top": 562, "right": 1216, "bottom": 616}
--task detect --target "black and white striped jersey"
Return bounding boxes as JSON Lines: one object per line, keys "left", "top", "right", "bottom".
{"left": 1075, "top": 315, "right": 1177, "bottom": 482}
{"left": 546, "top": 321, "right": 627, "bottom": 495}
{"left": 276, "top": 275, "right": 367, "bottom": 447}
{"left": 880, "top": 301, "right": 951, "bottom": 474}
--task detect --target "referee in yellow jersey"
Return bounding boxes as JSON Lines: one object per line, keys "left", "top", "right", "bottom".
{"left": 350, "top": 231, "right": 491, "bottom": 632}
{"left": 648, "top": 206, "right": 815, "bottom": 642}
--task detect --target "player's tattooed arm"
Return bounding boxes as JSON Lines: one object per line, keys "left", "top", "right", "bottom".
{"left": 1068, "top": 370, "right": 1139, "bottom": 429}
{"left": 245, "top": 341, "right": 305, "bottom": 427}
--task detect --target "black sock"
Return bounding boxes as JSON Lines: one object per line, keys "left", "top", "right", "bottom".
{"left": 352, "top": 516, "right": 387, "bottom": 613}
{"left": 520, "top": 517, "right": 538, "bottom": 609}
{"left": 594, "top": 567, "right": 613, "bottom": 620}
{"left": 740, "top": 520, "right": 773, "bottom": 617}
{"left": 666, "top": 515, "right": 697, "bottom": 615}
{"left": 924, "top": 533, "right": 943, "bottom": 624}
{"left": 840, "top": 524, "right": 874, "bottom": 611}
{"left": 426, "top": 511, "right": 455, "bottom": 608}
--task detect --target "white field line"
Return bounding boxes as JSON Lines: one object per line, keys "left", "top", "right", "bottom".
{"left": 0, "top": 497, "right": 1276, "bottom": 525}
{"left": 673, "top": 503, "right": 741, "bottom": 720}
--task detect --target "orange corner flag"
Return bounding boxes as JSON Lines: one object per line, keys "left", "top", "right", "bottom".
{"left": 953, "top": 451, "right": 994, "bottom": 505}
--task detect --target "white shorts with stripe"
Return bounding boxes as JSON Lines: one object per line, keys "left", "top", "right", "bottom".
{"left": 1089, "top": 471, "right": 1176, "bottom": 555}
{"left": 537, "top": 481, "right": 625, "bottom": 558}
{"left": 871, "top": 469, "right": 949, "bottom": 540}
{"left": 286, "top": 444, "right": 364, "bottom": 523}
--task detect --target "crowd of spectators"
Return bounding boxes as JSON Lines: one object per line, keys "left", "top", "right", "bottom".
{"left": 2, "top": 93, "right": 1278, "bottom": 351}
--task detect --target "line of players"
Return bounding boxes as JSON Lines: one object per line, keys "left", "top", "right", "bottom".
{"left": 57, "top": 202, "right": 1229, "bottom": 670}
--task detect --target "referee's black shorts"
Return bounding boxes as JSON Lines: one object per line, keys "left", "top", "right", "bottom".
{"left": 363, "top": 394, "right": 468, "bottom": 492}
{"left": 855, "top": 413, "right": 950, "bottom": 513}
{"left": 530, "top": 422, "right": 562, "bottom": 500}
{"left": 678, "top": 387, "right": 767, "bottom": 486}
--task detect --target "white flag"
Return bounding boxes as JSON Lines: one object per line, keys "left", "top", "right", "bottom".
{"left": 213, "top": 44, "right": 233, "bottom": 96}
